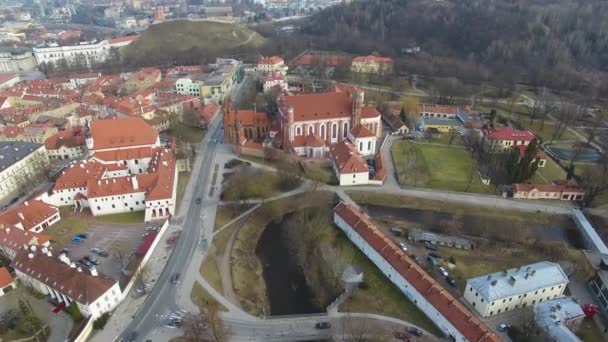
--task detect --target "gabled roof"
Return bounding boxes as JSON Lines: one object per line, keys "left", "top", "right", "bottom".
{"left": 334, "top": 203, "right": 500, "bottom": 342}
{"left": 90, "top": 117, "right": 158, "bottom": 150}
{"left": 0, "top": 225, "right": 51, "bottom": 253}
{"left": 12, "top": 250, "right": 117, "bottom": 304}
{"left": 485, "top": 126, "right": 535, "bottom": 142}
{"left": 352, "top": 55, "right": 393, "bottom": 64}
{"left": 350, "top": 124, "right": 374, "bottom": 138}
{"left": 0, "top": 267, "right": 14, "bottom": 288}
{"left": 0, "top": 200, "right": 59, "bottom": 232}
{"left": 513, "top": 180, "right": 584, "bottom": 194}
{"left": 258, "top": 56, "right": 284, "bottom": 65}
{"left": 44, "top": 127, "right": 85, "bottom": 150}
{"left": 330, "top": 141, "right": 368, "bottom": 174}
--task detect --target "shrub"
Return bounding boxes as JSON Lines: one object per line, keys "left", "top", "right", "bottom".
{"left": 68, "top": 302, "right": 83, "bottom": 322}
{"left": 449, "top": 256, "right": 456, "bottom": 264}
{"left": 93, "top": 312, "right": 110, "bottom": 330}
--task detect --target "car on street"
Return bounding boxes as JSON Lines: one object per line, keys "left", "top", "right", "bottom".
{"left": 195, "top": 197, "right": 202, "bottom": 204}
{"left": 428, "top": 251, "right": 441, "bottom": 259}
{"left": 445, "top": 275, "right": 457, "bottom": 287}
{"left": 90, "top": 248, "right": 100, "bottom": 254}
{"left": 390, "top": 227, "right": 402, "bottom": 236}
{"left": 171, "top": 273, "right": 180, "bottom": 284}
{"left": 59, "top": 248, "right": 69, "bottom": 255}
{"left": 406, "top": 327, "right": 423, "bottom": 336}
{"left": 71, "top": 236, "right": 83, "bottom": 243}
{"left": 141, "top": 232, "right": 150, "bottom": 239}
{"left": 399, "top": 242, "right": 408, "bottom": 252}
{"left": 497, "top": 323, "right": 511, "bottom": 332}
{"left": 78, "top": 259, "right": 94, "bottom": 268}
{"left": 145, "top": 226, "right": 157, "bottom": 231}
{"left": 166, "top": 236, "right": 177, "bottom": 244}
{"left": 438, "top": 266, "right": 449, "bottom": 277}
{"left": 136, "top": 283, "right": 151, "bottom": 294}
{"left": 315, "top": 322, "right": 331, "bottom": 329}
{"left": 424, "top": 242, "right": 438, "bottom": 251}
{"left": 84, "top": 256, "right": 99, "bottom": 265}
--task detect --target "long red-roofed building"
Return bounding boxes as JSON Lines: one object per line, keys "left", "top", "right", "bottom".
{"left": 333, "top": 202, "right": 500, "bottom": 342}
{"left": 484, "top": 126, "right": 536, "bottom": 152}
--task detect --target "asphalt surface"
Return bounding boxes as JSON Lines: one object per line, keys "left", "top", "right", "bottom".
{"left": 118, "top": 118, "right": 222, "bottom": 340}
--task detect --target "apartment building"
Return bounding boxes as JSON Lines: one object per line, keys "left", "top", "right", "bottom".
{"left": 534, "top": 296, "right": 584, "bottom": 342}
{"left": 0, "top": 48, "right": 36, "bottom": 73}
{"left": 0, "top": 200, "right": 60, "bottom": 233}
{"left": 257, "top": 56, "right": 288, "bottom": 75}
{"left": 351, "top": 55, "right": 394, "bottom": 74}
{"left": 44, "top": 127, "right": 86, "bottom": 160}
{"left": 0, "top": 141, "right": 48, "bottom": 204}
{"left": 483, "top": 127, "right": 536, "bottom": 152}
{"left": 464, "top": 261, "right": 569, "bottom": 317}
{"left": 512, "top": 180, "right": 585, "bottom": 201}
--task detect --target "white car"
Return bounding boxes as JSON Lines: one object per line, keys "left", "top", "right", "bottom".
{"left": 399, "top": 242, "right": 408, "bottom": 252}
{"left": 438, "top": 266, "right": 449, "bottom": 277}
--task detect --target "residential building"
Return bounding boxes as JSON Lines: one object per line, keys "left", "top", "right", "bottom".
{"left": 534, "top": 296, "right": 584, "bottom": 342}
{"left": 483, "top": 127, "right": 535, "bottom": 152}
{"left": 0, "top": 267, "right": 15, "bottom": 296}
{"left": 0, "top": 200, "right": 60, "bottom": 233}
{"left": 175, "top": 77, "right": 203, "bottom": 97}
{"left": 351, "top": 55, "right": 393, "bottom": 74}
{"left": 107, "top": 35, "right": 139, "bottom": 49}
{"left": 512, "top": 180, "right": 585, "bottom": 201}
{"left": 123, "top": 68, "right": 161, "bottom": 94}
{"left": 2, "top": 126, "right": 59, "bottom": 144}
{"left": 86, "top": 117, "right": 160, "bottom": 153}
{"left": 0, "top": 48, "right": 36, "bottom": 73}
{"left": 277, "top": 85, "right": 382, "bottom": 157}
{"left": 0, "top": 141, "right": 48, "bottom": 204}
{"left": 196, "top": 104, "right": 218, "bottom": 129}
{"left": 0, "top": 225, "right": 51, "bottom": 260}
{"left": 44, "top": 127, "right": 86, "bottom": 160}
{"left": 12, "top": 249, "right": 122, "bottom": 319}
{"left": 0, "top": 73, "right": 20, "bottom": 89}
{"left": 257, "top": 56, "right": 288, "bottom": 74}
{"left": 263, "top": 72, "right": 288, "bottom": 93}
{"left": 329, "top": 141, "right": 369, "bottom": 185}
{"left": 199, "top": 58, "right": 241, "bottom": 100}
{"left": 589, "top": 258, "right": 608, "bottom": 315}
{"left": 463, "top": 261, "right": 569, "bottom": 317}
{"left": 382, "top": 113, "right": 409, "bottom": 135}
{"left": 69, "top": 72, "right": 101, "bottom": 88}
{"left": 419, "top": 117, "right": 459, "bottom": 133}
{"left": 33, "top": 37, "right": 138, "bottom": 66}
{"left": 333, "top": 202, "right": 499, "bottom": 342}
{"left": 419, "top": 104, "right": 475, "bottom": 119}
{"left": 456, "top": 111, "right": 483, "bottom": 129}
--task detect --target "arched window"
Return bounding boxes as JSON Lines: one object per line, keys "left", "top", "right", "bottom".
{"left": 332, "top": 123, "right": 338, "bottom": 139}
{"left": 296, "top": 126, "right": 302, "bottom": 136}
{"left": 308, "top": 125, "right": 314, "bottom": 135}
{"left": 320, "top": 124, "right": 326, "bottom": 140}
{"left": 343, "top": 122, "right": 349, "bottom": 138}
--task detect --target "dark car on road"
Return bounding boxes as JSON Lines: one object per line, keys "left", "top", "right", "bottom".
{"left": 126, "top": 331, "right": 137, "bottom": 342}
{"left": 171, "top": 273, "right": 180, "bottom": 284}
{"left": 76, "top": 233, "right": 88, "bottom": 239}
{"left": 195, "top": 197, "right": 202, "bottom": 204}
{"left": 428, "top": 251, "right": 441, "bottom": 259}
{"left": 315, "top": 322, "right": 331, "bottom": 329}
{"left": 406, "top": 327, "right": 423, "bottom": 336}
{"left": 445, "top": 275, "right": 457, "bottom": 287}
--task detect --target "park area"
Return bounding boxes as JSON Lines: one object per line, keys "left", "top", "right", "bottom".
{"left": 391, "top": 140, "right": 494, "bottom": 194}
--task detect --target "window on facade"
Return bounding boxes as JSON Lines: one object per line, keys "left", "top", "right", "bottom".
{"left": 332, "top": 124, "right": 337, "bottom": 139}
{"left": 502, "top": 299, "right": 506, "bottom": 303}
{"left": 542, "top": 289, "right": 546, "bottom": 293}
{"left": 343, "top": 122, "right": 348, "bottom": 138}
{"left": 135, "top": 160, "right": 139, "bottom": 164}
{"left": 296, "top": 126, "right": 302, "bottom": 136}
{"left": 475, "top": 293, "right": 478, "bottom": 297}
{"left": 490, "top": 311, "right": 493, "bottom": 315}
{"left": 535, "top": 291, "right": 538, "bottom": 295}
{"left": 97, "top": 206, "right": 100, "bottom": 210}
{"left": 481, "top": 299, "right": 484, "bottom": 303}
{"left": 112, "top": 204, "right": 115, "bottom": 208}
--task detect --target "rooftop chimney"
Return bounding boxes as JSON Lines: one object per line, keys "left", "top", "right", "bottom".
{"left": 17, "top": 212, "right": 24, "bottom": 220}
{"left": 90, "top": 267, "right": 98, "bottom": 277}
{"left": 24, "top": 201, "right": 28, "bottom": 206}
{"left": 28, "top": 253, "right": 34, "bottom": 259}
{"left": 132, "top": 177, "right": 139, "bottom": 190}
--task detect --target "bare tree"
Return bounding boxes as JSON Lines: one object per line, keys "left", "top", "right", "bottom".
{"left": 206, "top": 303, "right": 231, "bottom": 342}
{"left": 336, "top": 313, "right": 390, "bottom": 342}
{"left": 109, "top": 241, "right": 131, "bottom": 269}
{"left": 133, "top": 264, "right": 149, "bottom": 291}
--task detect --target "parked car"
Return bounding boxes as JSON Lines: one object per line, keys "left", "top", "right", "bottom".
{"left": 171, "top": 273, "right": 180, "bottom": 284}
{"left": 90, "top": 248, "right": 100, "bottom": 254}
{"left": 142, "top": 232, "right": 150, "bottom": 239}
{"left": 166, "top": 236, "right": 177, "bottom": 245}
{"left": 136, "top": 283, "right": 151, "bottom": 294}
{"left": 315, "top": 322, "right": 331, "bottom": 329}
{"left": 84, "top": 256, "right": 99, "bottom": 265}
{"left": 59, "top": 248, "right": 69, "bottom": 255}
{"left": 76, "top": 234, "right": 87, "bottom": 239}
{"left": 497, "top": 323, "right": 511, "bottom": 332}
{"left": 424, "top": 242, "right": 438, "bottom": 251}
{"left": 145, "top": 226, "right": 157, "bottom": 231}
{"left": 406, "top": 327, "right": 423, "bottom": 336}
{"left": 427, "top": 256, "right": 438, "bottom": 266}
{"left": 445, "top": 275, "right": 457, "bottom": 287}
{"left": 390, "top": 227, "right": 402, "bottom": 236}
{"left": 399, "top": 242, "right": 408, "bottom": 252}
{"left": 428, "top": 251, "right": 441, "bottom": 259}
{"left": 71, "top": 236, "right": 83, "bottom": 243}
{"left": 195, "top": 197, "right": 202, "bottom": 204}
{"left": 438, "top": 266, "right": 449, "bottom": 277}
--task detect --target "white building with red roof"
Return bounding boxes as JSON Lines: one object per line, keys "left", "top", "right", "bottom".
{"left": 484, "top": 126, "right": 536, "bottom": 152}
{"left": 256, "top": 56, "right": 288, "bottom": 75}
{"left": 44, "top": 126, "right": 86, "bottom": 160}
{"left": 69, "top": 72, "right": 101, "bottom": 88}
{"left": 329, "top": 141, "right": 369, "bottom": 186}
{"left": 0, "top": 200, "right": 60, "bottom": 233}
{"left": 0, "top": 267, "right": 15, "bottom": 296}
{"left": 263, "top": 72, "right": 288, "bottom": 93}
{"left": 0, "top": 224, "right": 51, "bottom": 260}
{"left": 351, "top": 55, "right": 394, "bottom": 74}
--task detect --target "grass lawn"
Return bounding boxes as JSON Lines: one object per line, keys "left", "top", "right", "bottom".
{"left": 95, "top": 211, "right": 145, "bottom": 224}
{"left": 221, "top": 167, "right": 300, "bottom": 200}
{"left": 577, "top": 319, "right": 606, "bottom": 342}
{"left": 391, "top": 141, "right": 494, "bottom": 194}
{"left": 175, "top": 171, "right": 191, "bottom": 211}
{"left": 214, "top": 205, "right": 252, "bottom": 231}
{"left": 336, "top": 231, "right": 442, "bottom": 337}
{"left": 190, "top": 282, "right": 225, "bottom": 313}
{"left": 168, "top": 123, "right": 206, "bottom": 144}
{"left": 529, "top": 157, "right": 567, "bottom": 184}
{"left": 47, "top": 208, "right": 94, "bottom": 248}
{"left": 212, "top": 224, "right": 237, "bottom": 256}
{"left": 240, "top": 156, "right": 337, "bottom": 185}
{"left": 200, "top": 257, "right": 222, "bottom": 293}
{"left": 424, "top": 133, "right": 465, "bottom": 146}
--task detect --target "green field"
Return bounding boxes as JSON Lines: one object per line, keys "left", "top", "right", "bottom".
{"left": 529, "top": 157, "right": 567, "bottom": 184}
{"left": 391, "top": 141, "right": 494, "bottom": 194}
{"left": 122, "top": 20, "right": 265, "bottom": 62}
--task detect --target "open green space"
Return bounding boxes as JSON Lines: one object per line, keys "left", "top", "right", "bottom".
{"left": 424, "top": 133, "right": 465, "bottom": 146}
{"left": 168, "top": 123, "right": 206, "bottom": 144}
{"left": 214, "top": 205, "right": 252, "bottom": 231}
{"left": 95, "top": 211, "right": 145, "bottom": 224}
{"left": 190, "top": 282, "right": 225, "bottom": 313}
{"left": 221, "top": 167, "right": 301, "bottom": 201}
{"left": 122, "top": 20, "right": 264, "bottom": 63}
{"left": 175, "top": 171, "right": 191, "bottom": 211}
{"left": 200, "top": 258, "right": 222, "bottom": 293}
{"left": 529, "top": 157, "right": 567, "bottom": 184}
{"left": 391, "top": 140, "right": 494, "bottom": 194}
{"left": 47, "top": 208, "right": 94, "bottom": 247}
{"left": 240, "top": 156, "right": 337, "bottom": 185}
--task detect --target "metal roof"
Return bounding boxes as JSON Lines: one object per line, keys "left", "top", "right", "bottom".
{"left": 572, "top": 209, "right": 608, "bottom": 255}
{"left": 534, "top": 296, "right": 584, "bottom": 342}
{"left": 467, "top": 261, "right": 569, "bottom": 302}
{"left": 0, "top": 141, "right": 42, "bottom": 171}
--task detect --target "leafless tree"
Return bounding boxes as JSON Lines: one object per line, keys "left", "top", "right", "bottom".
{"left": 109, "top": 241, "right": 132, "bottom": 269}
{"left": 206, "top": 303, "right": 231, "bottom": 342}
{"left": 336, "top": 313, "right": 390, "bottom": 342}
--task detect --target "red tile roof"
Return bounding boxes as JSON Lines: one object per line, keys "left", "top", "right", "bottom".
{"left": 196, "top": 104, "right": 218, "bottom": 122}
{"left": 0, "top": 200, "right": 59, "bottom": 232}
{"left": 485, "top": 127, "right": 535, "bottom": 142}
{"left": 330, "top": 141, "right": 368, "bottom": 174}
{"left": 0, "top": 225, "right": 51, "bottom": 253}
{"left": 92, "top": 146, "right": 154, "bottom": 162}
{"left": 12, "top": 250, "right": 117, "bottom": 304}
{"left": 283, "top": 92, "right": 352, "bottom": 122}
{"left": 294, "top": 53, "right": 350, "bottom": 67}
{"left": 258, "top": 56, "right": 284, "bottom": 65}
{"left": 513, "top": 180, "right": 584, "bottom": 194}
{"left": 90, "top": 117, "right": 158, "bottom": 151}
{"left": 350, "top": 124, "right": 374, "bottom": 138}
{"left": 421, "top": 104, "right": 457, "bottom": 115}
{"left": 0, "top": 267, "right": 13, "bottom": 288}
{"left": 44, "top": 127, "right": 85, "bottom": 150}
{"left": 53, "top": 160, "right": 106, "bottom": 191}
{"left": 334, "top": 203, "right": 500, "bottom": 342}
{"left": 108, "top": 35, "right": 139, "bottom": 44}
{"left": 292, "top": 134, "right": 326, "bottom": 148}
{"left": 0, "top": 73, "right": 18, "bottom": 85}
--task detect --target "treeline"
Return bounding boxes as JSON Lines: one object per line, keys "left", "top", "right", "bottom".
{"left": 263, "top": 0, "right": 608, "bottom": 96}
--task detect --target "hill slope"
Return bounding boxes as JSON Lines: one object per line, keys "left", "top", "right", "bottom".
{"left": 292, "top": 0, "right": 608, "bottom": 94}
{"left": 122, "top": 20, "right": 265, "bottom": 65}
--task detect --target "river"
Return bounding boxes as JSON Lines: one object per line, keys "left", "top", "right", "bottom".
{"left": 255, "top": 214, "right": 322, "bottom": 315}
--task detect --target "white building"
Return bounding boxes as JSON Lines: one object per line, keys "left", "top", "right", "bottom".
{"left": 0, "top": 49, "right": 36, "bottom": 73}
{"left": 263, "top": 72, "right": 288, "bottom": 93}
{"left": 257, "top": 56, "right": 288, "bottom": 74}
{"left": 329, "top": 141, "right": 369, "bottom": 186}
{"left": 333, "top": 202, "right": 500, "bottom": 342}
{"left": 0, "top": 200, "right": 60, "bottom": 233}
{"left": 534, "top": 296, "right": 584, "bottom": 342}
{"left": 0, "top": 141, "right": 49, "bottom": 204}
{"left": 69, "top": 72, "right": 101, "bottom": 88}
{"left": 33, "top": 36, "right": 138, "bottom": 66}
{"left": 44, "top": 127, "right": 86, "bottom": 160}
{"left": 12, "top": 249, "right": 122, "bottom": 319}
{"left": 464, "top": 261, "right": 569, "bottom": 317}
{"left": 175, "top": 77, "right": 202, "bottom": 97}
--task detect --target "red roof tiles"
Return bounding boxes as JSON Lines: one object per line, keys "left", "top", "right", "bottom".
{"left": 485, "top": 127, "right": 535, "bottom": 142}
{"left": 330, "top": 141, "right": 368, "bottom": 174}
{"left": 258, "top": 56, "right": 284, "bottom": 65}
{"left": 352, "top": 55, "right": 394, "bottom": 64}
{"left": 0, "top": 267, "right": 14, "bottom": 288}
{"left": 0, "top": 200, "right": 59, "bottom": 232}
{"left": 334, "top": 203, "right": 500, "bottom": 342}
{"left": 90, "top": 117, "right": 158, "bottom": 151}
{"left": 350, "top": 124, "right": 374, "bottom": 138}
{"left": 44, "top": 127, "right": 85, "bottom": 150}
{"left": 0, "top": 226, "right": 51, "bottom": 253}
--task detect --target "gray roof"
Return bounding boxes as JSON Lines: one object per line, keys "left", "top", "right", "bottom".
{"left": 535, "top": 296, "right": 584, "bottom": 342}
{"left": 0, "top": 141, "right": 43, "bottom": 171}
{"left": 572, "top": 209, "right": 608, "bottom": 254}
{"left": 422, "top": 117, "right": 458, "bottom": 126}
{"left": 467, "top": 261, "right": 569, "bottom": 302}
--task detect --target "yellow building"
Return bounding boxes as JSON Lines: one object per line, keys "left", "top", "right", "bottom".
{"left": 420, "top": 117, "right": 459, "bottom": 133}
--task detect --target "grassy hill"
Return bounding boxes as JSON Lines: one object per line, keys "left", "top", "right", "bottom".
{"left": 122, "top": 20, "right": 265, "bottom": 65}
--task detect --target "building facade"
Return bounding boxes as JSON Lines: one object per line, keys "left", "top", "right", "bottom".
{"left": 512, "top": 181, "right": 585, "bottom": 201}
{"left": 483, "top": 127, "right": 536, "bottom": 152}
{"left": 0, "top": 141, "right": 49, "bottom": 204}
{"left": 0, "top": 49, "right": 36, "bottom": 73}
{"left": 257, "top": 56, "right": 288, "bottom": 74}
{"left": 534, "top": 296, "right": 584, "bottom": 342}
{"left": 464, "top": 261, "right": 569, "bottom": 317}
{"left": 351, "top": 55, "right": 394, "bottom": 74}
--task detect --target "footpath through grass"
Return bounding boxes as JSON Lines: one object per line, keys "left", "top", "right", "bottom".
{"left": 391, "top": 140, "right": 494, "bottom": 194}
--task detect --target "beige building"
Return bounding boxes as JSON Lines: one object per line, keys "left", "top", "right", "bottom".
{"left": 0, "top": 141, "right": 49, "bottom": 203}
{"left": 351, "top": 55, "right": 394, "bottom": 74}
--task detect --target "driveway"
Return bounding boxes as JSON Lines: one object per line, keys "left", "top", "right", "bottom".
{"left": 60, "top": 222, "right": 157, "bottom": 280}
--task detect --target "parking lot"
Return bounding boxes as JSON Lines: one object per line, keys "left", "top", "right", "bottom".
{"left": 59, "top": 221, "right": 163, "bottom": 280}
